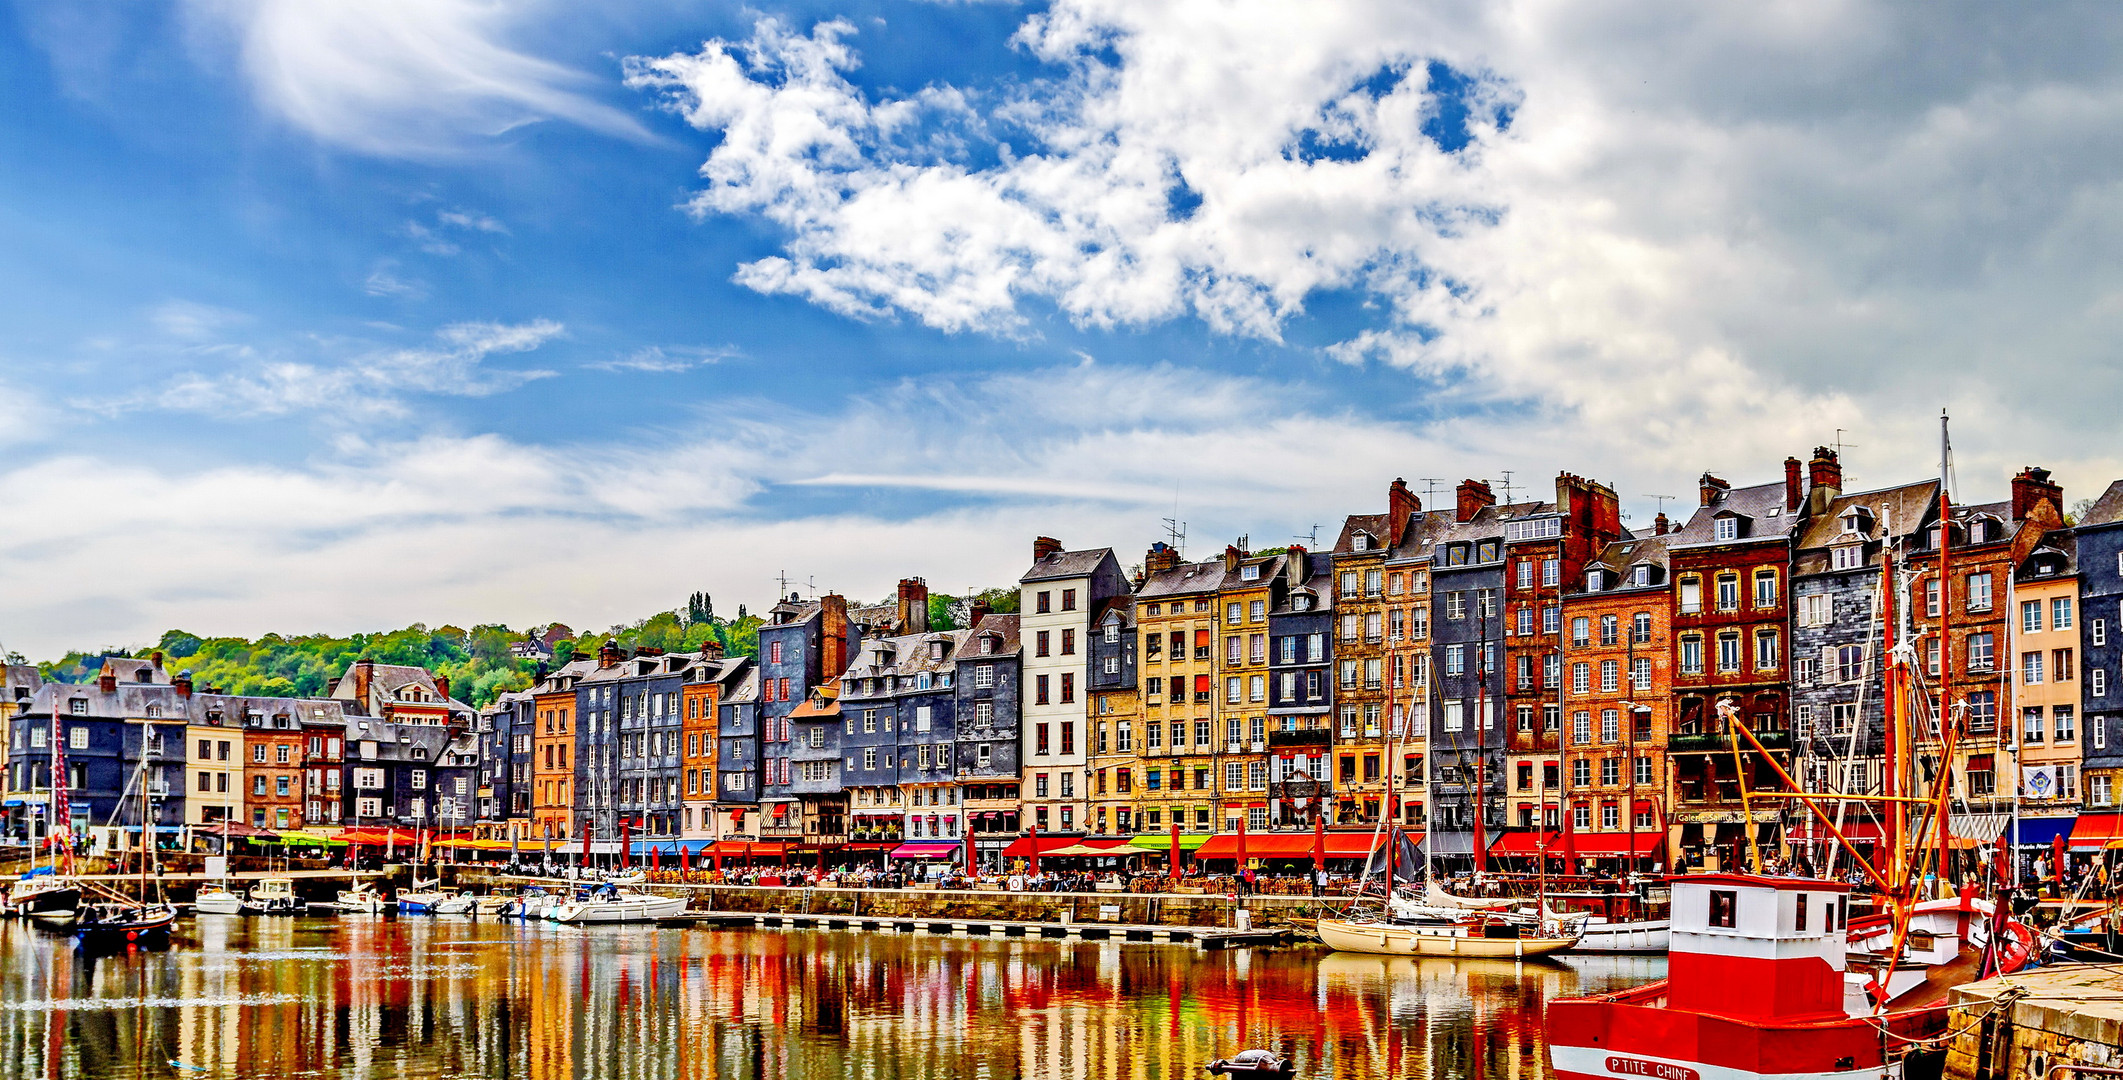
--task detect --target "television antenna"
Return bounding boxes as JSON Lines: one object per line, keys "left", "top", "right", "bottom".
{"left": 1162, "top": 517, "right": 1187, "bottom": 555}
{"left": 1294, "top": 525, "right": 1322, "bottom": 546}
{"left": 1499, "top": 471, "right": 1516, "bottom": 506}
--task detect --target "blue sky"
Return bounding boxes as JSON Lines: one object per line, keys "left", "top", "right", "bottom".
{"left": 4, "top": 1, "right": 2122, "bottom": 658}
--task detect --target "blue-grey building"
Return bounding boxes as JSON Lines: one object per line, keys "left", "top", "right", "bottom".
{"left": 1267, "top": 549, "right": 1333, "bottom": 827}
{"left": 955, "top": 612, "right": 1022, "bottom": 869}
{"left": 2080, "top": 481, "right": 2123, "bottom": 816}
{"left": 1426, "top": 479, "right": 1514, "bottom": 867}
{"left": 7, "top": 662, "right": 188, "bottom": 850}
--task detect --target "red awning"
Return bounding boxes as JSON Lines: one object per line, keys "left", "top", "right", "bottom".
{"left": 1789, "top": 820, "right": 1884, "bottom": 842}
{"left": 1195, "top": 832, "right": 1390, "bottom": 859}
{"left": 890, "top": 842, "right": 962, "bottom": 859}
{"left": 2070, "top": 813, "right": 2123, "bottom": 851}
{"left": 998, "top": 835, "right": 1135, "bottom": 858}
{"left": 708, "top": 841, "right": 789, "bottom": 856}
{"left": 1489, "top": 831, "right": 1660, "bottom": 857}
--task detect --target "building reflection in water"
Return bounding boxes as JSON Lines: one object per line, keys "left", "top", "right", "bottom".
{"left": 0, "top": 920, "right": 1659, "bottom": 1080}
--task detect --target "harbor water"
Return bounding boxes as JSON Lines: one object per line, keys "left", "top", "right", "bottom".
{"left": 0, "top": 917, "right": 1663, "bottom": 1079}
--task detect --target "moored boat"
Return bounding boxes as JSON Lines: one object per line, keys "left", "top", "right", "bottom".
{"left": 9, "top": 870, "right": 80, "bottom": 920}
{"left": 1317, "top": 912, "right": 1582, "bottom": 959}
{"left": 192, "top": 884, "right": 243, "bottom": 915}
{"left": 395, "top": 880, "right": 450, "bottom": 914}
{"left": 550, "top": 885, "right": 687, "bottom": 924}
{"left": 241, "top": 877, "right": 305, "bottom": 915}
{"left": 74, "top": 901, "right": 177, "bottom": 950}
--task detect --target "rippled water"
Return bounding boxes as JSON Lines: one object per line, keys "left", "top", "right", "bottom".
{"left": 0, "top": 916, "right": 1663, "bottom": 1080}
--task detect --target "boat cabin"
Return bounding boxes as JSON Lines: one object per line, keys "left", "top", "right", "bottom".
{"left": 1668, "top": 873, "right": 1852, "bottom": 1022}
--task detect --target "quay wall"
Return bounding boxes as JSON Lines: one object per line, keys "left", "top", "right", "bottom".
{"left": 461, "top": 871, "right": 1348, "bottom": 930}
{"left": 1944, "top": 965, "right": 2123, "bottom": 1080}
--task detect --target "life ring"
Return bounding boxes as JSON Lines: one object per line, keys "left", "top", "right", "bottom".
{"left": 126, "top": 930, "right": 137, "bottom": 942}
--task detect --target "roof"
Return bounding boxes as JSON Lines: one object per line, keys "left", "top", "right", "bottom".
{"left": 1020, "top": 547, "right": 1116, "bottom": 584}
{"left": 192, "top": 693, "right": 348, "bottom": 725}
{"left": 1793, "top": 479, "right": 1938, "bottom": 551}
{"left": 787, "top": 678, "right": 843, "bottom": 720}
{"left": 967, "top": 613, "right": 1021, "bottom": 656}
{"left": 1093, "top": 595, "right": 1134, "bottom": 626}
{"left": 722, "top": 666, "right": 761, "bottom": 704}
{"left": 842, "top": 628, "right": 978, "bottom": 687}
{"left": 2084, "top": 479, "right": 2123, "bottom": 528}
{"left": 1665, "top": 481, "right": 1793, "bottom": 548}
{"left": 2017, "top": 529, "right": 2078, "bottom": 582}
{"left": 27, "top": 681, "right": 191, "bottom": 720}
{"left": 1333, "top": 513, "right": 1389, "bottom": 555}
{"left": 1586, "top": 535, "right": 1671, "bottom": 574}
{"left": 1135, "top": 558, "right": 1230, "bottom": 600}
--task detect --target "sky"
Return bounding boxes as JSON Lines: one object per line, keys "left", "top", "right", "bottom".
{"left": 4, "top": 0, "right": 2123, "bottom": 659}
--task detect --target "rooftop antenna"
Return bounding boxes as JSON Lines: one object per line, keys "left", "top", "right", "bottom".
{"left": 1644, "top": 494, "right": 1675, "bottom": 519}
{"left": 1419, "top": 478, "right": 1445, "bottom": 506}
{"left": 776, "top": 570, "right": 792, "bottom": 598}
{"left": 1499, "top": 471, "right": 1517, "bottom": 506}
{"left": 1162, "top": 516, "right": 1187, "bottom": 555}
{"left": 1834, "top": 428, "right": 1861, "bottom": 488}
{"left": 1295, "top": 525, "right": 1322, "bottom": 546}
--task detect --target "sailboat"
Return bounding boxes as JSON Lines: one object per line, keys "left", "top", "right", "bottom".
{"left": 75, "top": 753, "right": 177, "bottom": 950}
{"left": 13, "top": 711, "right": 81, "bottom": 924}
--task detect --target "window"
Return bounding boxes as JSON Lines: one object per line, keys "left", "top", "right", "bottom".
{"left": 1679, "top": 577, "right": 1702, "bottom": 613}
{"left": 1631, "top": 612, "right": 1652, "bottom": 644}
{"left": 1925, "top": 579, "right": 1941, "bottom": 617}
{"left": 1709, "top": 890, "right": 1737, "bottom": 928}
{"left": 1516, "top": 560, "right": 1534, "bottom": 589}
{"left": 1572, "top": 663, "right": 1590, "bottom": 694}
{"left": 1755, "top": 630, "right": 1780, "bottom": 671}
{"left": 2057, "top": 706, "right": 2076, "bottom": 743}
{"left": 1571, "top": 617, "right": 1590, "bottom": 647}
{"left": 1061, "top": 628, "right": 1075, "bottom": 655}
{"left": 2023, "top": 600, "right": 2044, "bottom": 634}
{"left": 1967, "top": 632, "right": 1995, "bottom": 672}
{"left": 1798, "top": 593, "right": 1831, "bottom": 627}
{"left": 1545, "top": 605, "right": 1561, "bottom": 634}
{"left": 1600, "top": 660, "right": 1619, "bottom": 692}
{"left": 1835, "top": 644, "right": 1866, "bottom": 682}
{"left": 1572, "top": 758, "right": 1591, "bottom": 786}
{"left": 1715, "top": 574, "right": 1740, "bottom": 612}
{"left": 2023, "top": 707, "right": 2046, "bottom": 745}
{"left": 2096, "top": 775, "right": 2114, "bottom": 808}
{"left": 1600, "top": 710, "right": 1619, "bottom": 743}
{"left": 2055, "top": 597, "right": 2076, "bottom": 631}
{"left": 1445, "top": 592, "right": 1466, "bottom": 620}
{"left": 2096, "top": 668, "right": 2108, "bottom": 698}
{"left": 1635, "top": 755, "right": 1654, "bottom": 785}
{"left": 1754, "top": 570, "right": 1778, "bottom": 608}
{"left": 1830, "top": 545, "right": 1863, "bottom": 571}
{"left": 1599, "top": 615, "right": 1618, "bottom": 646}
{"left": 2023, "top": 652, "right": 2045, "bottom": 684}
{"left": 1035, "top": 631, "right": 1051, "bottom": 657}
{"left": 1714, "top": 517, "right": 1738, "bottom": 541}
{"left": 2057, "top": 650, "right": 2075, "bottom": 682}
{"left": 1632, "top": 657, "right": 1652, "bottom": 691}
{"left": 1717, "top": 632, "right": 1741, "bottom": 673}
{"left": 2095, "top": 618, "right": 2108, "bottom": 647}
{"left": 1679, "top": 635, "right": 1703, "bottom": 675}
{"left": 1965, "top": 572, "right": 1993, "bottom": 612}
{"left": 1572, "top": 711, "right": 1591, "bottom": 743}
{"left": 1542, "top": 557, "right": 1560, "bottom": 587}
{"left": 1444, "top": 646, "right": 1464, "bottom": 678}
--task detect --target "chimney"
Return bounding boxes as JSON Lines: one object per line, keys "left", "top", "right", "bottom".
{"left": 434, "top": 675, "right": 451, "bottom": 702}
{"left": 702, "top": 639, "right": 726, "bottom": 661}
{"left": 2011, "top": 466, "right": 2063, "bottom": 522}
{"left": 1286, "top": 544, "right": 1309, "bottom": 585}
{"left": 174, "top": 670, "right": 193, "bottom": 698}
{"left": 1032, "top": 536, "right": 1064, "bottom": 563}
{"left": 598, "top": 640, "right": 622, "bottom": 669}
{"left": 1807, "top": 447, "right": 1842, "bottom": 498}
{"left": 1224, "top": 545, "right": 1243, "bottom": 572}
{"left": 1653, "top": 512, "right": 1671, "bottom": 536}
{"left": 1144, "top": 542, "right": 1182, "bottom": 576}
{"left": 353, "top": 657, "right": 375, "bottom": 708}
{"left": 897, "top": 577, "right": 930, "bottom": 634}
{"left": 1698, "top": 473, "right": 1730, "bottom": 508}
{"left": 1455, "top": 478, "right": 1496, "bottom": 523}
{"left": 1386, "top": 478, "right": 1421, "bottom": 543}
{"left": 150, "top": 651, "right": 164, "bottom": 672}
{"left": 820, "top": 593, "right": 851, "bottom": 678}
{"left": 98, "top": 662, "right": 116, "bottom": 694}
{"left": 969, "top": 600, "right": 993, "bottom": 622}
{"left": 1784, "top": 457, "right": 1803, "bottom": 513}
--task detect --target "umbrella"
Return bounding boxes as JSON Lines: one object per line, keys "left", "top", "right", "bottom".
{"left": 1169, "top": 820, "right": 1181, "bottom": 880}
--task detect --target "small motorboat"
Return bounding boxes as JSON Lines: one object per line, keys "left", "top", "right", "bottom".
{"left": 74, "top": 901, "right": 177, "bottom": 950}
{"left": 431, "top": 893, "right": 477, "bottom": 916}
{"left": 241, "top": 877, "right": 306, "bottom": 915}
{"left": 1206, "top": 1050, "right": 1294, "bottom": 1078}
{"left": 550, "top": 884, "right": 687, "bottom": 924}
{"left": 396, "top": 881, "right": 450, "bottom": 914}
{"left": 1317, "top": 911, "right": 1583, "bottom": 958}
{"left": 499, "top": 887, "right": 552, "bottom": 920}
{"left": 473, "top": 894, "right": 513, "bottom": 918}
{"left": 192, "top": 883, "right": 244, "bottom": 916}
{"left": 10, "top": 870, "right": 80, "bottom": 920}
{"left": 311, "top": 884, "right": 386, "bottom": 914}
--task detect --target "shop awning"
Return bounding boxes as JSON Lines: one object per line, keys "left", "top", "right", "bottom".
{"left": 264, "top": 831, "right": 348, "bottom": 847}
{"left": 1561, "top": 832, "right": 1664, "bottom": 858}
{"left": 337, "top": 827, "right": 423, "bottom": 845}
{"left": 1128, "top": 832, "right": 1212, "bottom": 852}
{"left": 889, "top": 842, "right": 962, "bottom": 859}
{"left": 2008, "top": 816, "right": 2076, "bottom": 847}
{"left": 628, "top": 840, "right": 713, "bottom": 855}
{"left": 1044, "top": 843, "right": 1144, "bottom": 858}
{"left": 2072, "top": 813, "right": 2123, "bottom": 851}
{"left": 707, "top": 840, "right": 790, "bottom": 857}
{"left": 1949, "top": 813, "right": 2010, "bottom": 844}
{"left": 1195, "top": 832, "right": 1388, "bottom": 859}
{"left": 999, "top": 835, "right": 1087, "bottom": 858}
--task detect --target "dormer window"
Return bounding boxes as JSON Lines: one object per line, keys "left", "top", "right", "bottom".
{"left": 145, "top": 704, "right": 161, "bottom": 718}
{"left": 981, "top": 636, "right": 997, "bottom": 655}
{"left": 1632, "top": 564, "right": 1652, "bottom": 587}
{"left": 1240, "top": 564, "right": 1261, "bottom": 581}
{"left": 1585, "top": 569, "right": 1604, "bottom": 592}
{"left": 1714, "top": 515, "right": 1744, "bottom": 541}
{"left": 930, "top": 641, "right": 946, "bottom": 661}
{"left": 1353, "top": 534, "right": 1371, "bottom": 552}
{"left": 1292, "top": 595, "right": 1311, "bottom": 611}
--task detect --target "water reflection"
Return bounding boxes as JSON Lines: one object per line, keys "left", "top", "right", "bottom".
{"left": 0, "top": 918, "right": 1662, "bottom": 1080}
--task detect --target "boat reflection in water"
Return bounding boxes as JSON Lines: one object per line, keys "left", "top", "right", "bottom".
{"left": 0, "top": 917, "right": 1660, "bottom": 1079}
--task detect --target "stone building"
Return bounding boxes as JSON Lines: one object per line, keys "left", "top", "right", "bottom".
{"left": 2079, "top": 481, "right": 2123, "bottom": 832}
{"left": 1215, "top": 546, "right": 1287, "bottom": 833}
{"left": 1425, "top": 479, "right": 1515, "bottom": 868}
{"left": 1550, "top": 533, "right": 1671, "bottom": 869}
{"left": 954, "top": 612, "right": 1022, "bottom": 869}
{"left": 1133, "top": 547, "right": 1230, "bottom": 836}
{"left": 1086, "top": 595, "right": 1141, "bottom": 835}
{"left": 1018, "top": 540, "right": 1128, "bottom": 835}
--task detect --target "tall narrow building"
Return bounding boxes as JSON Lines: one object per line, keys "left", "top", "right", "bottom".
{"left": 1018, "top": 540, "right": 1128, "bottom": 835}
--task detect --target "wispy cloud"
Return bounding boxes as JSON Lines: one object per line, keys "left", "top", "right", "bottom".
{"left": 585, "top": 345, "right": 738, "bottom": 373}
{"left": 185, "top": 0, "right": 653, "bottom": 157}
{"left": 362, "top": 268, "right": 425, "bottom": 298}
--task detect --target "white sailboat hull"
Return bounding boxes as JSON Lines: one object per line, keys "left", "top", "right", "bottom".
{"left": 1568, "top": 918, "right": 1670, "bottom": 954}
{"left": 553, "top": 894, "right": 687, "bottom": 924}
{"left": 1317, "top": 916, "right": 1580, "bottom": 958}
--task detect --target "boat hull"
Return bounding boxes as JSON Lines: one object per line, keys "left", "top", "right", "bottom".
{"left": 1547, "top": 984, "right": 1919, "bottom": 1080}
{"left": 553, "top": 895, "right": 688, "bottom": 924}
{"left": 1317, "top": 917, "right": 1580, "bottom": 959}
{"left": 11, "top": 882, "right": 80, "bottom": 916}
{"left": 192, "top": 893, "right": 244, "bottom": 916}
{"left": 74, "top": 906, "right": 178, "bottom": 949}
{"left": 1570, "top": 919, "right": 1671, "bottom": 954}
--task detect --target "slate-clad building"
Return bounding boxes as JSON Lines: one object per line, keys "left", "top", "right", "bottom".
{"left": 1267, "top": 548, "right": 1333, "bottom": 828}
{"left": 955, "top": 613, "right": 1022, "bottom": 869}
{"left": 1427, "top": 479, "right": 1515, "bottom": 866}
{"left": 2079, "top": 481, "right": 2123, "bottom": 814}
{"left": 8, "top": 661, "right": 189, "bottom": 848}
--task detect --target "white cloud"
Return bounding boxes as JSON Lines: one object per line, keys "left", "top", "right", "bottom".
{"left": 362, "top": 268, "right": 425, "bottom": 299}
{"left": 629, "top": 2, "right": 2123, "bottom": 495}
{"left": 141, "top": 318, "right": 566, "bottom": 418}
{"left": 585, "top": 345, "right": 738, "bottom": 373}
{"left": 187, "top": 0, "right": 652, "bottom": 156}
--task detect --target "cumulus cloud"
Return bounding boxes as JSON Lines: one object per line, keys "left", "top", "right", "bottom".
{"left": 143, "top": 318, "right": 565, "bottom": 418}
{"left": 186, "top": 0, "right": 652, "bottom": 156}
{"left": 629, "top": 1, "right": 2123, "bottom": 496}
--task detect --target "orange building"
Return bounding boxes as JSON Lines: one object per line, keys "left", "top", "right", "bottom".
{"left": 1553, "top": 535, "right": 1673, "bottom": 870}
{"left": 682, "top": 643, "right": 744, "bottom": 843}
{"left": 531, "top": 658, "right": 592, "bottom": 840}
{"left": 241, "top": 700, "right": 307, "bottom": 830}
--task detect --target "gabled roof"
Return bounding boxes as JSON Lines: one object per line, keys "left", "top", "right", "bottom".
{"left": 1665, "top": 481, "right": 1792, "bottom": 548}
{"left": 2017, "top": 530, "right": 2077, "bottom": 581}
{"left": 1095, "top": 596, "right": 1134, "bottom": 627}
{"left": 1020, "top": 547, "right": 1117, "bottom": 584}
{"left": 965, "top": 613, "right": 1021, "bottom": 657}
{"left": 1793, "top": 479, "right": 1937, "bottom": 551}
{"left": 842, "top": 628, "right": 978, "bottom": 687}
{"left": 2083, "top": 479, "right": 2123, "bottom": 528}
{"left": 787, "top": 678, "right": 843, "bottom": 720}
{"left": 1333, "top": 513, "right": 1389, "bottom": 555}
{"left": 1136, "top": 558, "right": 1230, "bottom": 599}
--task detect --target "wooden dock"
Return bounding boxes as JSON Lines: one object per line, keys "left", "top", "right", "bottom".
{"left": 683, "top": 910, "right": 1288, "bottom": 949}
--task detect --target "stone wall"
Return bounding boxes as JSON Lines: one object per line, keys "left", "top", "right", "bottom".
{"left": 1944, "top": 965, "right": 2123, "bottom": 1080}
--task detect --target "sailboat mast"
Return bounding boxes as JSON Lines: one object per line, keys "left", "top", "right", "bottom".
{"left": 1881, "top": 535, "right": 1904, "bottom": 897}
{"left": 1935, "top": 410, "right": 1956, "bottom": 892}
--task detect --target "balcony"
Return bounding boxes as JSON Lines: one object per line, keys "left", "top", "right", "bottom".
{"left": 1669, "top": 730, "right": 1791, "bottom": 754}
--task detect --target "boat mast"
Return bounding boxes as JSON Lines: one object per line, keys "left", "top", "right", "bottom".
{"left": 1934, "top": 409, "right": 1956, "bottom": 894}
{"left": 1880, "top": 530, "right": 1904, "bottom": 897}
{"left": 1472, "top": 604, "right": 1488, "bottom": 875}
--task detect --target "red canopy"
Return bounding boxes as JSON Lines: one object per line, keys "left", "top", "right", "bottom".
{"left": 2070, "top": 813, "right": 2123, "bottom": 851}
{"left": 1489, "top": 830, "right": 1661, "bottom": 857}
{"left": 1196, "top": 832, "right": 1386, "bottom": 859}
{"left": 338, "top": 827, "right": 423, "bottom": 845}
{"left": 999, "top": 835, "right": 1132, "bottom": 858}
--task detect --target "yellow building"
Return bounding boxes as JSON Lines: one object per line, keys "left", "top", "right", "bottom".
{"left": 1133, "top": 545, "right": 1227, "bottom": 835}
{"left": 1087, "top": 597, "right": 1143, "bottom": 835}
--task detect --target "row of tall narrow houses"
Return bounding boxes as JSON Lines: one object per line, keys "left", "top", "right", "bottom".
{"left": 13, "top": 451, "right": 2123, "bottom": 874}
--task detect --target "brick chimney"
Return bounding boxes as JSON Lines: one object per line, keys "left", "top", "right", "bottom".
{"left": 1224, "top": 544, "right": 1245, "bottom": 573}
{"left": 2011, "top": 466, "right": 2063, "bottom": 522}
{"left": 820, "top": 593, "right": 851, "bottom": 678}
{"left": 1286, "top": 544, "right": 1309, "bottom": 585}
{"left": 1456, "top": 479, "right": 1496, "bottom": 523}
{"left": 98, "top": 662, "right": 116, "bottom": 694}
{"left": 1144, "top": 542, "right": 1182, "bottom": 576}
{"left": 1032, "top": 536, "right": 1064, "bottom": 563}
{"left": 1653, "top": 513, "right": 1671, "bottom": 536}
{"left": 150, "top": 651, "right": 164, "bottom": 673}
{"left": 1386, "top": 477, "right": 1421, "bottom": 543}
{"left": 434, "top": 675, "right": 451, "bottom": 702}
{"left": 1808, "top": 447, "right": 1842, "bottom": 497}
{"left": 969, "top": 600, "right": 993, "bottom": 622}
{"left": 897, "top": 577, "right": 930, "bottom": 634}
{"left": 1784, "top": 456, "right": 1803, "bottom": 512}
{"left": 597, "top": 640, "right": 622, "bottom": 669}
{"left": 701, "top": 639, "right": 726, "bottom": 661}
{"left": 352, "top": 657, "right": 375, "bottom": 708}
{"left": 174, "top": 670, "right": 193, "bottom": 697}
{"left": 1698, "top": 473, "right": 1730, "bottom": 507}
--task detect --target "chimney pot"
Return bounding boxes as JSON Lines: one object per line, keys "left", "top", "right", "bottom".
{"left": 150, "top": 651, "right": 164, "bottom": 671}
{"left": 1784, "top": 457, "right": 1803, "bottom": 513}
{"left": 1032, "top": 536, "right": 1064, "bottom": 563}
{"left": 174, "top": 670, "right": 193, "bottom": 698}
{"left": 1144, "top": 542, "right": 1181, "bottom": 576}
{"left": 435, "top": 675, "right": 450, "bottom": 702}
{"left": 2011, "top": 466, "right": 2063, "bottom": 522}
{"left": 1698, "top": 473, "right": 1730, "bottom": 508}
{"left": 1387, "top": 478, "right": 1421, "bottom": 542}
{"left": 1653, "top": 512, "right": 1671, "bottom": 536}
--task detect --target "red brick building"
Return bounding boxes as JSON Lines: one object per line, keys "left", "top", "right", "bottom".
{"left": 1552, "top": 534, "right": 1674, "bottom": 870}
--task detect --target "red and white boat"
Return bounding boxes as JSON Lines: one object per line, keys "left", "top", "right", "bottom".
{"left": 1548, "top": 873, "right": 2032, "bottom": 1080}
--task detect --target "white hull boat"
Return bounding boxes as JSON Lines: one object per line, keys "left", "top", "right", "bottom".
{"left": 1567, "top": 917, "right": 1670, "bottom": 954}
{"left": 1317, "top": 915, "right": 1581, "bottom": 959}
{"left": 552, "top": 891, "right": 687, "bottom": 924}
{"left": 192, "top": 885, "right": 244, "bottom": 915}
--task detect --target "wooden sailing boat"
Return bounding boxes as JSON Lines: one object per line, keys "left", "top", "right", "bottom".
{"left": 75, "top": 750, "right": 176, "bottom": 950}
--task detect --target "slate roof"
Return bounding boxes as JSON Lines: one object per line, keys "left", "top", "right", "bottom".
{"left": 787, "top": 678, "right": 843, "bottom": 720}
{"left": 841, "top": 628, "right": 978, "bottom": 690}
{"left": 2017, "top": 529, "right": 2078, "bottom": 581}
{"left": 1020, "top": 547, "right": 1116, "bottom": 584}
{"left": 191, "top": 693, "right": 348, "bottom": 726}
{"left": 1665, "top": 481, "right": 1794, "bottom": 548}
{"left": 1333, "top": 513, "right": 1390, "bottom": 555}
{"left": 1793, "top": 479, "right": 1938, "bottom": 551}
{"left": 27, "top": 681, "right": 191, "bottom": 721}
{"left": 967, "top": 613, "right": 1021, "bottom": 657}
{"left": 1136, "top": 558, "right": 1230, "bottom": 599}
{"left": 2085, "top": 479, "right": 2123, "bottom": 528}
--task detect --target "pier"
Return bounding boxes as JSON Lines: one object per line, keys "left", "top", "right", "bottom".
{"left": 681, "top": 909, "right": 1290, "bottom": 948}
{"left": 1944, "top": 964, "right": 2123, "bottom": 1080}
